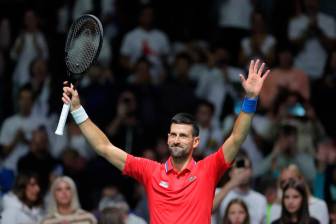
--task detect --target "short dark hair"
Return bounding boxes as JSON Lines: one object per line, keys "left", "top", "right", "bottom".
{"left": 171, "top": 113, "right": 199, "bottom": 136}
{"left": 197, "top": 99, "right": 215, "bottom": 115}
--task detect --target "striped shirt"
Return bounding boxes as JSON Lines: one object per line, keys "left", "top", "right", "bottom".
{"left": 41, "top": 209, "right": 97, "bottom": 224}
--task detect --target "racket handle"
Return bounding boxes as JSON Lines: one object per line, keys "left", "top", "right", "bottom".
{"left": 55, "top": 103, "right": 71, "bottom": 135}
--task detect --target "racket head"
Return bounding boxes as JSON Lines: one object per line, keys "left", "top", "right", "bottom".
{"left": 65, "top": 14, "right": 103, "bottom": 76}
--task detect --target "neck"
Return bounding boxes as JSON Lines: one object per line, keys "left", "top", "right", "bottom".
{"left": 171, "top": 156, "right": 192, "bottom": 172}
{"left": 290, "top": 214, "right": 298, "bottom": 223}
{"left": 58, "top": 205, "right": 74, "bottom": 215}
{"left": 20, "top": 110, "right": 31, "bottom": 117}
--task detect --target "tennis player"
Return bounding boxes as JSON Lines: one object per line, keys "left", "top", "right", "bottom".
{"left": 61, "top": 59, "right": 270, "bottom": 224}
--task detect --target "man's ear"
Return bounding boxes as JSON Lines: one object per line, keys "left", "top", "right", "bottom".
{"left": 193, "top": 136, "right": 200, "bottom": 149}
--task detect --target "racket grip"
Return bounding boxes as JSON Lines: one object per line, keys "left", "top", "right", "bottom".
{"left": 55, "top": 103, "right": 71, "bottom": 135}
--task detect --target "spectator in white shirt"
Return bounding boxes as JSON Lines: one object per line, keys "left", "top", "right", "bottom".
{"left": 239, "top": 11, "right": 276, "bottom": 67}
{"left": 10, "top": 9, "right": 49, "bottom": 94}
{"left": 288, "top": 0, "right": 336, "bottom": 80}
{"left": 120, "top": 5, "right": 170, "bottom": 83}
{"left": 0, "top": 85, "right": 48, "bottom": 172}
{"left": 213, "top": 153, "right": 267, "bottom": 224}
{"left": 1, "top": 172, "right": 44, "bottom": 224}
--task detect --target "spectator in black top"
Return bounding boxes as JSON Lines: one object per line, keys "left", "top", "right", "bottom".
{"left": 272, "top": 179, "right": 320, "bottom": 224}
{"left": 18, "top": 126, "right": 57, "bottom": 195}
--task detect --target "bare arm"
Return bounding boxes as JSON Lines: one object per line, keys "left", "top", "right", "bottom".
{"left": 62, "top": 85, "right": 127, "bottom": 171}
{"left": 222, "top": 60, "right": 270, "bottom": 163}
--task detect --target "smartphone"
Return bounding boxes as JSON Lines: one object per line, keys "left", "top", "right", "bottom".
{"left": 288, "top": 103, "right": 306, "bottom": 117}
{"left": 236, "top": 159, "right": 245, "bottom": 168}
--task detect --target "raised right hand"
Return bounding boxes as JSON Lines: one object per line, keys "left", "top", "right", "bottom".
{"left": 62, "top": 82, "right": 81, "bottom": 111}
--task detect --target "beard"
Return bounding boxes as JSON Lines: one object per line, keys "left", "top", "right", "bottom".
{"left": 168, "top": 145, "right": 190, "bottom": 160}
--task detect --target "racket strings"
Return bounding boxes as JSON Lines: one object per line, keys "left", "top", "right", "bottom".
{"left": 66, "top": 16, "right": 102, "bottom": 74}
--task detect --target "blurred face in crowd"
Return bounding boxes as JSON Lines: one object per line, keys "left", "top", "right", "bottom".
{"left": 24, "top": 10, "right": 38, "bottom": 31}
{"left": 31, "top": 59, "right": 48, "bottom": 84}
{"left": 305, "top": 0, "right": 319, "bottom": 15}
{"left": 227, "top": 202, "right": 248, "bottom": 224}
{"left": 196, "top": 104, "right": 213, "bottom": 127}
{"left": 54, "top": 180, "right": 73, "bottom": 207}
{"left": 18, "top": 89, "right": 33, "bottom": 116}
{"left": 251, "top": 13, "right": 265, "bottom": 34}
{"left": 168, "top": 123, "right": 199, "bottom": 160}
{"left": 25, "top": 177, "right": 40, "bottom": 203}
{"left": 174, "top": 57, "right": 190, "bottom": 78}
{"left": 118, "top": 91, "right": 137, "bottom": 117}
{"left": 283, "top": 187, "right": 303, "bottom": 214}
{"left": 278, "top": 50, "right": 293, "bottom": 68}
{"left": 214, "top": 48, "right": 230, "bottom": 67}
{"left": 30, "top": 129, "right": 48, "bottom": 154}
{"left": 139, "top": 7, "right": 154, "bottom": 29}
{"left": 134, "top": 60, "right": 151, "bottom": 83}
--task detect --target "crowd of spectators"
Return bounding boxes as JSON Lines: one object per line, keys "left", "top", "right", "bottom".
{"left": 1, "top": 0, "right": 336, "bottom": 223}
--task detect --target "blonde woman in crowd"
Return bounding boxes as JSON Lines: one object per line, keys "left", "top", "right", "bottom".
{"left": 41, "top": 176, "right": 97, "bottom": 224}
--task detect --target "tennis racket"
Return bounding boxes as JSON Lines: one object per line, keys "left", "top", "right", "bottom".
{"left": 55, "top": 14, "right": 103, "bottom": 135}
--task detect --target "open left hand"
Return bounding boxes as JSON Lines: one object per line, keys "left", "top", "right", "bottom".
{"left": 240, "top": 59, "right": 270, "bottom": 98}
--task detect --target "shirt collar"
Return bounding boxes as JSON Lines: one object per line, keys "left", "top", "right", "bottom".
{"left": 165, "top": 157, "right": 196, "bottom": 174}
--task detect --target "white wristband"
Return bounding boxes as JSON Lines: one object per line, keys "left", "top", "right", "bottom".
{"left": 71, "top": 106, "right": 88, "bottom": 125}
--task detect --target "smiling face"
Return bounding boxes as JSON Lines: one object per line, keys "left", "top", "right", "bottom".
{"left": 54, "top": 180, "right": 73, "bottom": 207}
{"left": 227, "top": 203, "right": 248, "bottom": 224}
{"left": 167, "top": 123, "right": 199, "bottom": 160}
{"left": 284, "top": 188, "right": 303, "bottom": 214}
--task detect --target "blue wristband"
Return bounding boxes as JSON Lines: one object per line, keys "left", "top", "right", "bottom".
{"left": 241, "top": 96, "right": 258, "bottom": 113}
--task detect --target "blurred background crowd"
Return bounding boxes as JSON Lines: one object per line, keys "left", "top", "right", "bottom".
{"left": 0, "top": 0, "right": 336, "bottom": 223}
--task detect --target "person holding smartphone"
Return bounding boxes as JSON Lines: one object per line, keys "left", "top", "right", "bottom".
{"left": 212, "top": 154, "right": 267, "bottom": 224}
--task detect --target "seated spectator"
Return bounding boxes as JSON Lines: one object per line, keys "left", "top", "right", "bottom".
{"left": 271, "top": 179, "right": 319, "bottom": 224}
{"left": 254, "top": 124, "right": 317, "bottom": 185}
{"left": 213, "top": 153, "right": 267, "bottom": 224}
{"left": 119, "top": 4, "right": 170, "bottom": 82}
{"left": 288, "top": 0, "right": 336, "bottom": 80}
{"left": 260, "top": 45, "right": 310, "bottom": 111}
{"left": 17, "top": 126, "right": 57, "bottom": 195}
{"left": 99, "top": 207, "right": 126, "bottom": 224}
{"left": 98, "top": 191, "right": 147, "bottom": 224}
{"left": 41, "top": 176, "right": 97, "bottom": 224}
{"left": 10, "top": 9, "right": 49, "bottom": 92}
{"left": 222, "top": 198, "right": 250, "bottom": 224}
{"left": 195, "top": 47, "right": 241, "bottom": 124}
{"left": 270, "top": 165, "right": 329, "bottom": 224}
{"left": 1, "top": 171, "right": 44, "bottom": 223}
{"left": 106, "top": 90, "right": 148, "bottom": 155}
{"left": 239, "top": 11, "right": 276, "bottom": 66}
{"left": 0, "top": 84, "right": 49, "bottom": 173}
{"left": 194, "top": 99, "right": 223, "bottom": 157}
